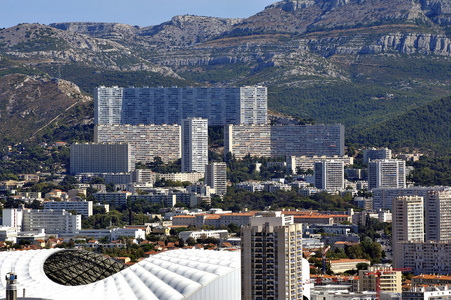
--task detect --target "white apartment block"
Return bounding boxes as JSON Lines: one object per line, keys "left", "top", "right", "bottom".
{"left": 22, "top": 209, "right": 81, "bottom": 234}
{"left": 236, "top": 182, "right": 264, "bottom": 192}
{"left": 0, "top": 226, "right": 18, "bottom": 243}
{"left": 368, "top": 159, "right": 406, "bottom": 190}
{"left": 399, "top": 241, "right": 451, "bottom": 275}
{"left": 363, "top": 147, "right": 392, "bottom": 163}
{"left": 76, "top": 172, "right": 134, "bottom": 184}
{"left": 129, "top": 193, "right": 177, "bottom": 207}
{"left": 403, "top": 285, "right": 451, "bottom": 299}
{"left": 287, "top": 155, "right": 353, "bottom": 174}
{"left": 2, "top": 208, "right": 23, "bottom": 230}
{"left": 178, "top": 230, "right": 229, "bottom": 242}
{"left": 314, "top": 160, "right": 345, "bottom": 191}
{"left": 94, "top": 191, "right": 131, "bottom": 207}
{"left": 392, "top": 195, "right": 424, "bottom": 268}
{"left": 186, "top": 183, "right": 211, "bottom": 197}
{"left": 224, "top": 124, "right": 271, "bottom": 158}
{"left": 132, "top": 170, "right": 158, "bottom": 184}
{"left": 225, "top": 124, "right": 345, "bottom": 159}
{"left": 95, "top": 86, "right": 267, "bottom": 126}
{"left": 70, "top": 143, "right": 135, "bottom": 175}
{"left": 205, "top": 162, "right": 227, "bottom": 196}
{"left": 95, "top": 124, "right": 181, "bottom": 164}
{"left": 59, "top": 227, "right": 145, "bottom": 241}
{"left": 241, "top": 212, "right": 308, "bottom": 300}
{"left": 43, "top": 200, "right": 93, "bottom": 217}
{"left": 425, "top": 189, "right": 451, "bottom": 242}
{"left": 157, "top": 172, "right": 204, "bottom": 183}
{"left": 262, "top": 181, "right": 292, "bottom": 193}
{"left": 182, "top": 118, "right": 208, "bottom": 173}
{"left": 372, "top": 186, "right": 450, "bottom": 210}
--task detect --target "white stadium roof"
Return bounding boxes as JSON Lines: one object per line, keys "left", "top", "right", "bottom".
{"left": 0, "top": 249, "right": 241, "bottom": 300}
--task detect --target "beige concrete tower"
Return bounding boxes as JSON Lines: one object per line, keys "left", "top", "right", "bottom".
{"left": 241, "top": 212, "right": 306, "bottom": 300}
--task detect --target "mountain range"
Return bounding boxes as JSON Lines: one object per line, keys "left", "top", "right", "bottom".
{"left": 1, "top": 0, "right": 451, "bottom": 154}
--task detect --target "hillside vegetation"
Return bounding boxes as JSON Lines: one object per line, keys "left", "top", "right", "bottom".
{"left": 350, "top": 96, "right": 451, "bottom": 155}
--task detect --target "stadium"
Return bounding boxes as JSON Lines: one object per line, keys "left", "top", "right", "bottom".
{"left": 0, "top": 248, "right": 241, "bottom": 300}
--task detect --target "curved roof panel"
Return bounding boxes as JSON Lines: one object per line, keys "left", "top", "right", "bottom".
{"left": 0, "top": 249, "right": 241, "bottom": 300}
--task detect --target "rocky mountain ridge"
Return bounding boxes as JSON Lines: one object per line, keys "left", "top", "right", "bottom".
{"left": 0, "top": 23, "right": 179, "bottom": 77}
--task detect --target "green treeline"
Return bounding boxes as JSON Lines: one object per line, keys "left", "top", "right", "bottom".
{"left": 351, "top": 96, "right": 451, "bottom": 155}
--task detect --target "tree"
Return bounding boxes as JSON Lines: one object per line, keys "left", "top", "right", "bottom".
{"left": 356, "top": 262, "right": 369, "bottom": 271}
{"left": 227, "top": 223, "right": 240, "bottom": 234}
{"left": 89, "top": 177, "right": 105, "bottom": 184}
{"left": 186, "top": 237, "right": 196, "bottom": 246}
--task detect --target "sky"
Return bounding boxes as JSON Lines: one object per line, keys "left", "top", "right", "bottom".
{"left": 0, "top": 0, "right": 277, "bottom": 29}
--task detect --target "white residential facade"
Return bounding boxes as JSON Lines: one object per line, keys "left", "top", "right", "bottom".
{"left": 181, "top": 118, "right": 208, "bottom": 173}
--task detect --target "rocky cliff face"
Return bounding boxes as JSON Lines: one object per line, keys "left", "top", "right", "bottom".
{"left": 0, "top": 23, "right": 179, "bottom": 77}
{"left": 49, "top": 22, "right": 139, "bottom": 40}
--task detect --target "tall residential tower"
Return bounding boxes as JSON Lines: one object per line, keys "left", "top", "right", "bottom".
{"left": 181, "top": 118, "right": 208, "bottom": 173}
{"left": 241, "top": 211, "right": 309, "bottom": 300}
{"left": 205, "top": 162, "right": 227, "bottom": 196}
{"left": 368, "top": 159, "right": 406, "bottom": 190}
{"left": 314, "top": 160, "right": 345, "bottom": 191}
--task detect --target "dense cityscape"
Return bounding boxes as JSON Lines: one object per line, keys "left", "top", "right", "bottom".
{"left": 3, "top": 0, "right": 451, "bottom": 298}
{"left": 0, "top": 84, "right": 449, "bottom": 300}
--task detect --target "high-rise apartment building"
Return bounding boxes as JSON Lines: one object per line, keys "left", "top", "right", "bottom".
{"left": 314, "top": 160, "right": 344, "bottom": 191}
{"left": 363, "top": 148, "right": 392, "bottom": 163}
{"left": 70, "top": 143, "right": 135, "bottom": 175}
{"left": 392, "top": 195, "right": 424, "bottom": 268}
{"left": 94, "top": 86, "right": 267, "bottom": 126}
{"left": 182, "top": 118, "right": 208, "bottom": 173}
{"left": 425, "top": 190, "right": 451, "bottom": 242}
{"left": 368, "top": 159, "right": 406, "bottom": 190}
{"left": 225, "top": 124, "right": 345, "bottom": 159}
{"left": 205, "top": 162, "right": 227, "bottom": 196}
{"left": 241, "top": 211, "right": 309, "bottom": 300}
{"left": 94, "top": 124, "right": 181, "bottom": 164}
{"left": 393, "top": 189, "right": 451, "bottom": 272}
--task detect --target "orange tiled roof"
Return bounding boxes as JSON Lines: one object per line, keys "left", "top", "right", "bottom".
{"left": 413, "top": 274, "right": 451, "bottom": 280}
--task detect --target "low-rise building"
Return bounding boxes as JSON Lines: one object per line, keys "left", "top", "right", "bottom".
{"left": 329, "top": 258, "right": 370, "bottom": 274}
{"left": 0, "top": 226, "right": 18, "bottom": 243}
{"left": 179, "top": 230, "right": 229, "bottom": 242}
{"left": 411, "top": 274, "right": 451, "bottom": 286}
{"left": 403, "top": 285, "right": 451, "bottom": 300}
{"left": 359, "top": 265, "right": 402, "bottom": 293}
{"left": 236, "top": 181, "right": 264, "bottom": 192}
